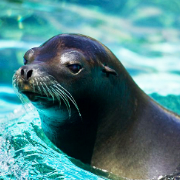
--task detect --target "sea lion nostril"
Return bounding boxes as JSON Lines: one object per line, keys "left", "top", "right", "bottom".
{"left": 21, "top": 69, "right": 24, "bottom": 76}
{"left": 27, "top": 69, "right": 33, "bottom": 80}
{"left": 20, "top": 68, "right": 33, "bottom": 80}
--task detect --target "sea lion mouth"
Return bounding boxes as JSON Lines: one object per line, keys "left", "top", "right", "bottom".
{"left": 21, "top": 91, "right": 51, "bottom": 102}
{"left": 12, "top": 73, "right": 81, "bottom": 118}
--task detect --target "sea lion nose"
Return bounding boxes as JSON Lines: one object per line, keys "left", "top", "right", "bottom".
{"left": 20, "top": 66, "right": 33, "bottom": 81}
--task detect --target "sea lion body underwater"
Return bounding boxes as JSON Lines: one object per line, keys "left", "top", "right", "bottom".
{"left": 13, "top": 34, "right": 180, "bottom": 179}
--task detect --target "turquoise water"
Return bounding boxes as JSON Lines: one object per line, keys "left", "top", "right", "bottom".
{"left": 1, "top": 0, "right": 180, "bottom": 179}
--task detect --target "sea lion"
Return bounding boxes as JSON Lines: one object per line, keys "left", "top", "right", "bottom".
{"left": 13, "top": 34, "right": 180, "bottom": 179}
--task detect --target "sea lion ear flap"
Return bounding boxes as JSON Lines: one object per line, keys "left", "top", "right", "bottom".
{"left": 102, "top": 65, "right": 117, "bottom": 77}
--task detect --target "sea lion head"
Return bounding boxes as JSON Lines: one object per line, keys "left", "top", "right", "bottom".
{"left": 13, "top": 34, "right": 137, "bottom": 165}
{"left": 13, "top": 34, "right": 123, "bottom": 125}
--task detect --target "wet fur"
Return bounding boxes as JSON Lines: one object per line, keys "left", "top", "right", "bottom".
{"left": 13, "top": 34, "right": 180, "bottom": 179}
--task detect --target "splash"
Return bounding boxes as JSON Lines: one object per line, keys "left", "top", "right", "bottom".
{"left": 0, "top": 125, "right": 29, "bottom": 179}
{"left": 0, "top": 105, "right": 105, "bottom": 180}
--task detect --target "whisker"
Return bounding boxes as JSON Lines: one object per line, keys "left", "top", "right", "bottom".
{"left": 45, "top": 84, "right": 55, "bottom": 102}
{"left": 54, "top": 83, "right": 81, "bottom": 117}
{"left": 50, "top": 86, "right": 61, "bottom": 103}
{"left": 12, "top": 73, "right": 82, "bottom": 119}
{"left": 46, "top": 76, "right": 81, "bottom": 118}
{"left": 12, "top": 74, "right": 31, "bottom": 114}
{"left": 52, "top": 86, "right": 70, "bottom": 105}
{"left": 55, "top": 83, "right": 77, "bottom": 104}
{"left": 35, "top": 78, "right": 42, "bottom": 95}
{"left": 31, "top": 79, "right": 35, "bottom": 93}
{"left": 42, "top": 82, "right": 50, "bottom": 98}
{"left": 50, "top": 86, "right": 71, "bottom": 118}
{"left": 41, "top": 82, "right": 49, "bottom": 98}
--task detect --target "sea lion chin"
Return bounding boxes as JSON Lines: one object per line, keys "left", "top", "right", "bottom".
{"left": 13, "top": 34, "right": 180, "bottom": 179}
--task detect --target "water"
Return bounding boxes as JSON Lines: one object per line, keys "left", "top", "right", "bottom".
{"left": 1, "top": 0, "right": 180, "bottom": 179}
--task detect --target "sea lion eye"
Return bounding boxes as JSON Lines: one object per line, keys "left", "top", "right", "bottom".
{"left": 67, "top": 64, "right": 82, "bottom": 73}
{"left": 23, "top": 57, "right": 28, "bottom": 65}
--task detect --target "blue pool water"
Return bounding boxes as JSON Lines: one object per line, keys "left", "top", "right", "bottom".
{"left": 1, "top": 0, "right": 180, "bottom": 179}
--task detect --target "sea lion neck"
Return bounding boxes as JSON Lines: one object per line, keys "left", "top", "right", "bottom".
{"left": 91, "top": 84, "right": 180, "bottom": 179}
{"left": 38, "top": 104, "right": 98, "bottom": 164}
